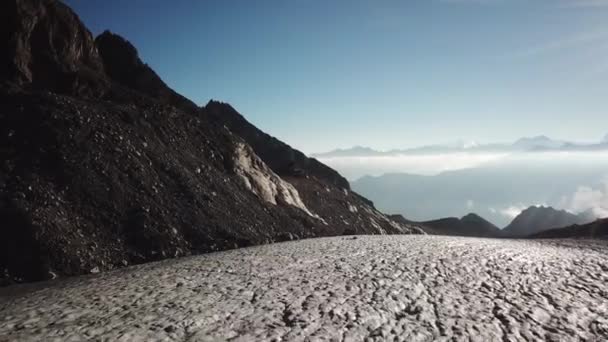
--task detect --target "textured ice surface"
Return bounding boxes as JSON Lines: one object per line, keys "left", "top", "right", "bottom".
{"left": 1, "top": 236, "right": 607, "bottom": 341}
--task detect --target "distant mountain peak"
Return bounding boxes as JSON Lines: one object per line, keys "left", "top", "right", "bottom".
{"left": 602, "top": 133, "right": 608, "bottom": 144}
{"left": 503, "top": 205, "right": 593, "bottom": 237}
{"left": 419, "top": 213, "right": 501, "bottom": 237}
{"left": 461, "top": 212, "right": 483, "bottom": 220}
{"left": 512, "top": 135, "right": 564, "bottom": 150}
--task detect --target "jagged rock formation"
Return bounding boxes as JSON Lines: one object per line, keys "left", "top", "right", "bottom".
{"left": 0, "top": 0, "right": 107, "bottom": 96}
{"left": 530, "top": 218, "right": 608, "bottom": 239}
{"left": 502, "top": 206, "right": 593, "bottom": 237}
{"left": 95, "top": 31, "right": 197, "bottom": 113}
{"left": 419, "top": 213, "right": 502, "bottom": 237}
{"left": 0, "top": 0, "right": 419, "bottom": 285}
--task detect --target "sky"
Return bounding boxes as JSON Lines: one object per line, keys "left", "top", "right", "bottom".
{"left": 65, "top": 0, "right": 608, "bottom": 154}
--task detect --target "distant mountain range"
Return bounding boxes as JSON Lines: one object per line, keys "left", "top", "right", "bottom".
{"left": 352, "top": 159, "right": 608, "bottom": 228}
{"left": 391, "top": 206, "right": 597, "bottom": 238}
{"left": 312, "top": 135, "right": 608, "bottom": 158}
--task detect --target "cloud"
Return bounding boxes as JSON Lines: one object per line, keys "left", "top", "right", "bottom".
{"left": 490, "top": 204, "right": 529, "bottom": 220}
{"left": 317, "top": 152, "right": 508, "bottom": 179}
{"left": 562, "top": 177, "right": 608, "bottom": 218}
{"left": 466, "top": 200, "right": 475, "bottom": 209}
{"left": 318, "top": 150, "right": 608, "bottom": 181}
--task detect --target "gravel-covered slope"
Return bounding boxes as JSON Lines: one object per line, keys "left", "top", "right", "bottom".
{"left": 1, "top": 236, "right": 606, "bottom": 341}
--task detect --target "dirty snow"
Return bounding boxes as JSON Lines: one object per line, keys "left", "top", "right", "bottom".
{"left": 1, "top": 236, "right": 607, "bottom": 341}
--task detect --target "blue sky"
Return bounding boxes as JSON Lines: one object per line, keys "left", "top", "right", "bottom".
{"left": 66, "top": 0, "right": 608, "bottom": 154}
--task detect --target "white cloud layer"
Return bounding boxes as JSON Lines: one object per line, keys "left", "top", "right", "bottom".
{"left": 317, "top": 152, "right": 508, "bottom": 179}
{"left": 490, "top": 204, "right": 535, "bottom": 220}
{"left": 561, "top": 177, "right": 608, "bottom": 218}
{"left": 319, "top": 151, "right": 608, "bottom": 180}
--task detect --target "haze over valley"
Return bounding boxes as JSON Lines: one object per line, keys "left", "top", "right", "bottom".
{"left": 315, "top": 136, "right": 608, "bottom": 227}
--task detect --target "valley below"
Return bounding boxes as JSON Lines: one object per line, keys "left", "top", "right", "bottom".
{"left": 1, "top": 235, "right": 607, "bottom": 341}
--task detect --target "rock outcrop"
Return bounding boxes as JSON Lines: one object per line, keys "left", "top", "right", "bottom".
{"left": 0, "top": 0, "right": 418, "bottom": 285}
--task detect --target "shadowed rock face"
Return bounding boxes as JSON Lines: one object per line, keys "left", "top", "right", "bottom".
{"left": 1, "top": 0, "right": 419, "bottom": 285}
{"left": 1, "top": 0, "right": 107, "bottom": 96}
{"left": 95, "top": 31, "right": 198, "bottom": 113}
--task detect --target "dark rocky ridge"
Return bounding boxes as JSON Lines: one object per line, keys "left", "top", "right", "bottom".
{"left": 421, "top": 213, "right": 502, "bottom": 238}
{"left": 423, "top": 213, "right": 501, "bottom": 237}
{"left": 391, "top": 213, "right": 501, "bottom": 237}
{"left": 529, "top": 218, "right": 608, "bottom": 239}
{"left": 95, "top": 31, "right": 198, "bottom": 113}
{"left": 0, "top": 0, "right": 422, "bottom": 285}
{"left": 502, "top": 206, "right": 593, "bottom": 237}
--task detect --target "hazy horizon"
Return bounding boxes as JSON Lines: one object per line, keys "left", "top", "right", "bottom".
{"left": 65, "top": 0, "right": 608, "bottom": 154}
{"left": 332, "top": 149, "right": 608, "bottom": 226}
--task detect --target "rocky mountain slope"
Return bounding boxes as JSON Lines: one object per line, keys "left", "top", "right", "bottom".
{"left": 502, "top": 206, "right": 593, "bottom": 237}
{"left": 0, "top": 0, "right": 421, "bottom": 285}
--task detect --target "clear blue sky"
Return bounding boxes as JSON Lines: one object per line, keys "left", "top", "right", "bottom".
{"left": 65, "top": 0, "right": 608, "bottom": 154}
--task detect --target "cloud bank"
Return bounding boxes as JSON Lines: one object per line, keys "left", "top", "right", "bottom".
{"left": 490, "top": 204, "right": 530, "bottom": 220}
{"left": 561, "top": 177, "right": 608, "bottom": 218}
{"left": 319, "top": 150, "right": 608, "bottom": 181}
{"left": 317, "top": 152, "right": 508, "bottom": 179}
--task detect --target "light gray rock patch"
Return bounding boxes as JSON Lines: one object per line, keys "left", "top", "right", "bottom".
{"left": 1, "top": 236, "right": 607, "bottom": 341}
